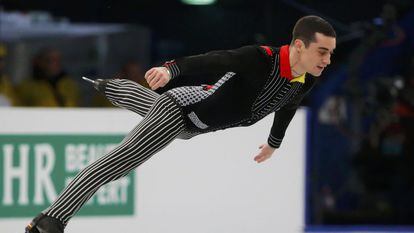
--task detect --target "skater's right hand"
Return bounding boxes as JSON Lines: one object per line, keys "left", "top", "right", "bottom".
{"left": 145, "top": 67, "right": 171, "bottom": 90}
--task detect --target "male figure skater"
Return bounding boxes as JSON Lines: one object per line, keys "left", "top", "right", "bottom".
{"left": 26, "top": 15, "right": 336, "bottom": 233}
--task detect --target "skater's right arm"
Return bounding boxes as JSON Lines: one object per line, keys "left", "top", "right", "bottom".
{"left": 145, "top": 45, "right": 269, "bottom": 90}
{"left": 163, "top": 45, "right": 268, "bottom": 79}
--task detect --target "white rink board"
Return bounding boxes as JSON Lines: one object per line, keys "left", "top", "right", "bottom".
{"left": 0, "top": 107, "right": 306, "bottom": 233}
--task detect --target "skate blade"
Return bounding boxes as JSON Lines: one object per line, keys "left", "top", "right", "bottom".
{"left": 82, "top": 76, "right": 95, "bottom": 84}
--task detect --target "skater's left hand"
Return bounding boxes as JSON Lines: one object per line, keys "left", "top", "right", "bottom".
{"left": 253, "top": 143, "right": 276, "bottom": 163}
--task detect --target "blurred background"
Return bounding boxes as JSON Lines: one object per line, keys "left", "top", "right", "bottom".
{"left": 0, "top": 0, "right": 414, "bottom": 231}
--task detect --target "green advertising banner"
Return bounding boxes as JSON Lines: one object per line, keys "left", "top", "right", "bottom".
{"left": 0, "top": 134, "right": 134, "bottom": 218}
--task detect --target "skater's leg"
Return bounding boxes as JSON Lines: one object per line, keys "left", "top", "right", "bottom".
{"left": 26, "top": 95, "right": 185, "bottom": 232}
{"left": 91, "top": 78, "right": 160, "bottom": 117}
{"left": 105, "top": 79, "right": 160, "bottom": 116}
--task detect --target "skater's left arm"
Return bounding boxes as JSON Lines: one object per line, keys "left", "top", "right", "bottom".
{"left": 254, "top": 78, "right": 316, "bottom": 163}
{"left": 266, "top": 78, "right": 316, "bottom": 150}
{"left": 253, "top": 102, "right": 299, "bottom": 163}
{"left": 253, "top": 143, "right": 276, "bottom": 163}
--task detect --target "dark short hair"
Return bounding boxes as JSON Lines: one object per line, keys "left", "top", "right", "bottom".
{"left": 291, "top": 15, "right": 336, "bottom": 47}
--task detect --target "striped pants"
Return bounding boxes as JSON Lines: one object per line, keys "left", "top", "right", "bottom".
{"left": 43, "top": 79, "right": 186, "bottom": 225}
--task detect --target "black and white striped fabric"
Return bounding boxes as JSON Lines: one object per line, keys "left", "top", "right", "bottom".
{"left": 104, "top": 79, "right": 200, "bottom": 140}
{"left": 252, "top": 52, "right": 303, "bottom": 121}
{"left": 43, "top": 89, "right": 186, "bottom": 225}
{"left": 105, "top": 79, "right": 160, "bottom": 116}
{"left": 251, "top": 52, "right": 304, "bottom": 148}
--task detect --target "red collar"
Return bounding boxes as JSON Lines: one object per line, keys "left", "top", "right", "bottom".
{"left": 279, "top": 45, "right": 293, "bottom": 80}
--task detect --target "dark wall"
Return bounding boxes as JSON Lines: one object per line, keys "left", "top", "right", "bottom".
{"left": 1, "top": 0, "right": 397, "bottom": 56}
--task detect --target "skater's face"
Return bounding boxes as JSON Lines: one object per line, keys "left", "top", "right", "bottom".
{"left": 296, "top": 33, "right": 336, "bottom": 77}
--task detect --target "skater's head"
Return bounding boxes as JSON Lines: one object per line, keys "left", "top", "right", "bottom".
{"left": 290, "top": 15, "right": 336, "bottom": 77}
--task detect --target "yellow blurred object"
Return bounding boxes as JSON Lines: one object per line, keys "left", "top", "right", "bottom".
{"left": 0, "top": 74, "right": 20, "bottom": 106}
{"left": 0, "top": 44, "right": 7, "bottom": 57}
{"left": 16, "top": 47, "right": 81, "bottom": 107}
{"left": 16, "top": 75, "right": 80, "bottom": 107}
